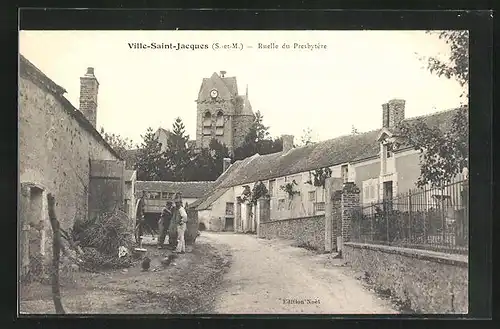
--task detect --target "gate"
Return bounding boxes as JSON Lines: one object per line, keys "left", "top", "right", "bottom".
{"left": 88, "top": 160, "right": 125, "bottom": 220}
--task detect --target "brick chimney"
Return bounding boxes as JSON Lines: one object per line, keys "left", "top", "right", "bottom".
{"left": 80, "top": 67, "right": 99, "bottom": 127}
{"left": 382, "top": 99, "right": 405, "bottom": 129}
{"left": 223, "top": 158, "right": 231, "bottom": 173}
{"left": 282, "top": 135, "right": 294, "bottom": 153}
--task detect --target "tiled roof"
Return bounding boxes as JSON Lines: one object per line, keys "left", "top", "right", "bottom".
{"left": 221, "top": 76, "right": 238, "bottom": 96}
{"left": 190, "top": 159, "right": 245, "bottom": 210}
{"left": 217, "top": 107, "right": 464, "bottom": 189}
{"left": 392, "top": 107, "right": 465, "bottom": 150}
{"left": 195, "top": 187, "right": 231, "bottom": 210}
{"left": 19, "top": 54, "right": 122, "bottom": 161}
{"left": 238, "top": 95, "right": 254, "bottom": 116}
{"left": 135, "top": 181, "right": 216, "bottom": 198}
{"left": 190, "top": 106, "right": 465, "bottom": 211}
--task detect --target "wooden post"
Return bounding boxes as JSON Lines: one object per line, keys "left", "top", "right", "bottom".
{"left": 47, "top": 193, "right": 65, "bottom": 314}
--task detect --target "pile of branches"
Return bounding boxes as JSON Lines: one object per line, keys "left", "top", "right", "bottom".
{"left": 70, "top": 210, "right": 134, "bottom": 271}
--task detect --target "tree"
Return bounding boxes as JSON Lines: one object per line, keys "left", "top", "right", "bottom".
{"left": 397, "top": 108, "right": 468, "bottom": 188}
{"left": 298, "top": 127, "right": 316, "bottom": 146}
{"left": 351, "top": 125, "right": 359, "bottom": 135}
{"left": 134, "top": 127, "right": 164, "bottom": 181}
{"left": 188, "top": 138, "right": 230, "bottom": 181}
{"left": 99, "top": 127, "right": 136, "bottom": 168}
{"left": 208, "top": 138, "right": 230, "bottom": 176}
{"left": 401, "top": 30, "right": 469, "bottom": 188}
{"left": 233, "top": 111, "right": 283, "bottom": 160}
{"left": 163, "top": 117, "right": 193, "bottom": 181}
{"left": 425, "top": 30, "right": 469, "bottom": 98}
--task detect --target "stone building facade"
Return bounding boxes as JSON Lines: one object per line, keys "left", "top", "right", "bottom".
{"left": 195, "top": 71, "right": 255, "bottom": 154}
{"left": 19, "top": 55, "right": 128, "bottom": 277}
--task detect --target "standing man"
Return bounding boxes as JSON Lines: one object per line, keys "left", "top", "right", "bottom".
{"left": 172, "top": 193, "right": 188, "bottom": 254}
{"left": 157, "top": 200, "right": 173, "bottom": 249}
{"left": 135, "top": 190, "right": 147, "bottom": 242}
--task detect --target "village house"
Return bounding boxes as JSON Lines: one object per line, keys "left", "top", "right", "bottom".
{"left": 190, "top": 99, "right": 467, "bottom": 244}
{"left": 19, "top": 55, "right": 135, "bottom": 277}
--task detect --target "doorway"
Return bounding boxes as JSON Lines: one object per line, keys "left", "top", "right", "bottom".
{"left": 20, "top": 185, "right": 45, "bottom": 280}
{"left": 383, "top": 181, "right": 393, "bottom": 211}
{"left": 224, "top": 217, "right": 234, "bottom": 231}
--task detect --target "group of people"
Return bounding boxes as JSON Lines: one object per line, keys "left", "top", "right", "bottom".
{"left": 136, "top": 191, "right": 188, "bottom": 254}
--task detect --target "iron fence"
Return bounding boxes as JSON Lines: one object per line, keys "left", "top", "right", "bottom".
{"left": 350, "top": 176, "right": 469, "bottom": 255}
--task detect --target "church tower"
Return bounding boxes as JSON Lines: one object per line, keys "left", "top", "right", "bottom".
{"left": 195, "top": 71, "right": 255, "bottom": 155}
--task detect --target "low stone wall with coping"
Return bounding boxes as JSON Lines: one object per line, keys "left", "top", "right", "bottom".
{"left": 343, "top": 242, "right": 468, "bottom": 314}
{"left": 259, "top": 215, "right": 325, "bottom": 252}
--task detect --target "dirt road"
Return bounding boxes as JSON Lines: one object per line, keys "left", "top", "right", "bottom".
{"left": 19, "top": 237, "right": 231, "bottom": 314}
{"left": 204, "top": 232, "right": 397, "bottom": 314}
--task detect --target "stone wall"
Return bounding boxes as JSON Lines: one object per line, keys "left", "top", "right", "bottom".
{"left": 343, "top": 242, "right": 468, "bottom": 314}
{"left": 19, "top": 75, "right": 121, "bottom": 258}
{"left": 259, "top": 215, "right": 326, "bottom": 252}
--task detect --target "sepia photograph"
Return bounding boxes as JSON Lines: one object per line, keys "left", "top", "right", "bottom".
{"left": 18, "top": 28, "right": 470, "bottom": 315}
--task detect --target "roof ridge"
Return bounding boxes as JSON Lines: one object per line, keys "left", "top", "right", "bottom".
{"left": 404, "top": 107, "right": 463, "bottom": 122}
{"left": 136, "top": 180, "right": 215, "bottom": 183}
{"left": 20, "top": 54, "right": 123, "bottom": 161}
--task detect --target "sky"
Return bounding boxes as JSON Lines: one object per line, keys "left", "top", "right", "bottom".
{"left": 19, "top": 30, "right": 466, "bottom": 146}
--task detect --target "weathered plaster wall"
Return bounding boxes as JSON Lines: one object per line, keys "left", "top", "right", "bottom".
{"left": 19, "top": 76, "right": 120, "bottom": 253}
{"left": 199, "top": 188, "right": 235, "bottom": 231}
{"left": 394, "top": 150, "right": 421, "bottom": 194}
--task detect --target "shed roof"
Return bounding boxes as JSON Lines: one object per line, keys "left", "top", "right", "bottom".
{"left": 135, "top": 181, "right": 215, "bottom": 199}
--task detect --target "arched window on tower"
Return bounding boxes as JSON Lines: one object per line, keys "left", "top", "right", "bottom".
{"left": 215, "top": 111, "right": 224, "bottom": 136}
{"left": 203, "top": 111, "right": 211, "bottom": 136}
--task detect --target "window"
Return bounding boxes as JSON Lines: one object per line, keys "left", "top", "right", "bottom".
{"left": 308, "top": 191, "right": 316, "bottom": 202}
{"left": 203, "top": 111, "right": 212, "bottom": 136}
{"left": 215, "top": 111, "right": 224, "bottom": 136}
{"left": 341, "top": 165, "right": 349, "bottom": 183}
{"left": 226, "top": 202, "right": 234, "bottom": 216}
{"left": 203, "top": 111, "right": 211, "bottom": 127}
{"left": 149, "top": 191, "right": 161, "bottom": 199}
{"left": 278, "top": 199, "right": 286, "bottom": 211}
{"left": 362, "top": 179, "right": 379, "bottom": 204}
{"left": 216, "top": 111, "right": 224, "bottom": 127}
{"left": 161, "top": 192, "right": 170, "bottom": 199}
{"left": 386, "top": 143, "right": 393, "bottom": 158}
{"left": 269, "top": 179, "right": 276, "bottom": 196}
{"left": 315, "top": 202, "right": 325, "bottom": 212}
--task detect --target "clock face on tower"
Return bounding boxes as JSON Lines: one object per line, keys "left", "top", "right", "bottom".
{"left": 210, "top": 89, "right": 218, "bottom": 99}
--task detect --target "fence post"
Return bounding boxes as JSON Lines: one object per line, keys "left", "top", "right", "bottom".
{"left": 423, "top": 189, "right": 428, "bottom": 244}
{"left": 408, "top": 190, "right": 412, "bottom": 243}
{"left": 370, "top": 202, "right": 374, "bottom": 242}
{"left": 441, "top": 187, "right": 446, "bottom": 243}
{"left": 385, "top": 201, "right": 389, "bottom": 243}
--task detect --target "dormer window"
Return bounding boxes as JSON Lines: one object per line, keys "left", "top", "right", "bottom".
{"left": 386, "top": 143, "right": 393, "bottom": 158}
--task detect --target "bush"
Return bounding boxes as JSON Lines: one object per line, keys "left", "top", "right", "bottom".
{"left": 71, "top": 210, "right": 134, "bottom": 270}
